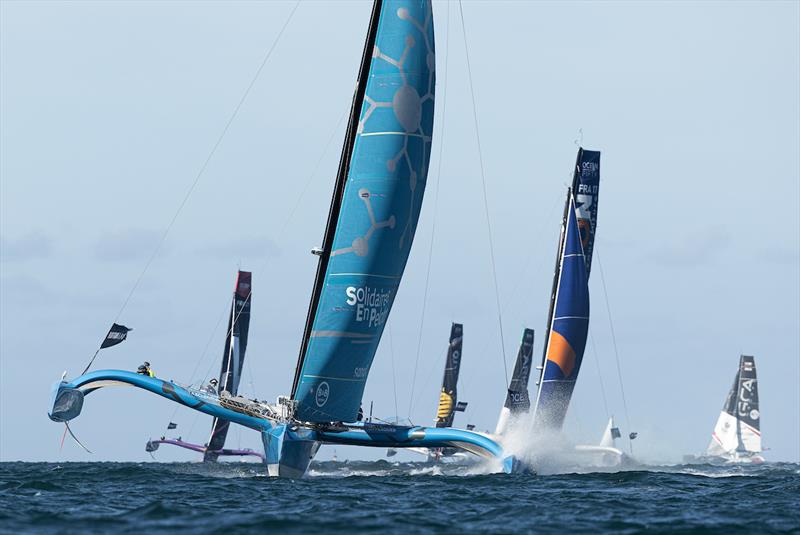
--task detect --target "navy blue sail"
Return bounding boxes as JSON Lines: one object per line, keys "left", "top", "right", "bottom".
{"left": 571, "top": 148, "right": 600, "bottom": 275}
{"left": 531, "top": 192, "right": 590, "bottom": 430}
{"left": 292, "top": 0, "right": 435, "bottom": 423}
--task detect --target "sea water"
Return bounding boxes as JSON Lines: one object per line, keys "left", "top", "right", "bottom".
{"left": 1, "top": 461, "right": 798, "bottom": 533}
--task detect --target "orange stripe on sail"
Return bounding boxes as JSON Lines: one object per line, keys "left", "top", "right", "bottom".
{"left": 546, "top": 331, "right": 576, "bottom": 377}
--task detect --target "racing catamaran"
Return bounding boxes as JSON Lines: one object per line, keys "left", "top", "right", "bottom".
{"left": 48, "top": 0, "right": 515, "bottom": 478}
{"left": 145, "top": 271, "right": 260, "bottom": 461}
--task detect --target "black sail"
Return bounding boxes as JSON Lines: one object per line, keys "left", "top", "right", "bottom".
{"left": 736, "top": 355, "right": 759, "bottom": 431}
{"left": 435, "top": 323, "right": 465, "bottom": 428}
{"left": 204, "top": 271, "right": 252, "bottom": 462}
{"left": 504, "top": 328, "right": 535, "bottom": 414}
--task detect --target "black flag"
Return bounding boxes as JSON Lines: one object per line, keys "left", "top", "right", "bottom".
{"left": 167, "top": 422, "right": 177, "bottom": 430}
{"left": 610, "top": 427, "right": 622, "bottom": 439}
{"left": 629, "top": 432, "right": 638, "bottom": 440}
{"left": 100, "top": 323, "right": 131, "bottom": 349}
{"left": 455, "top": 401, "right": 468, "bottom": 412}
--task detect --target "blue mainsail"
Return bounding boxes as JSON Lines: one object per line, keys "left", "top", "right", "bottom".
{"left": 293, "top": 0, "right": 435, "bottom": 423}
{"left": 571, "top": 148, "right": 600, "bottom": 275}
{"left": 531, "top": 193, "right": 590, "bottom": 430}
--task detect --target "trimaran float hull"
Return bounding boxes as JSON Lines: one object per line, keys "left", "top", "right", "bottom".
{"left": 49, "top": 370, "right": 515, "bottom": 477}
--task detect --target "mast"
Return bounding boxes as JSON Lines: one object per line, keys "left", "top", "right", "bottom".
{"left": 291, "top": 0, "right": 384, "bottom": 399}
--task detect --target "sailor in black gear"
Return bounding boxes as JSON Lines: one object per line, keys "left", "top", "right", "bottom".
{"left": 204, "top": 378, "right": 218, "bottom": 395}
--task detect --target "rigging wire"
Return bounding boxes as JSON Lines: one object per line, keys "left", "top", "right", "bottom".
{"left": 160, "top": 302, "right": 228, "bottom": 432}
{"left": 195, "top": 105, "right": 349, "bottom": 387}
{"left": 588, "top": 330, "right": 611, "bottom": 419}
{"left": 595, "top": 247, "right": 634, "bottom": 453}
{"left": 458, "top": 0, "right": 508, "bottom": 388}
{"left": 407, "top": 0, "right": 450, "bottom": 418}
{"left": 81, "top": 0, "right": 301, "bottom": 374}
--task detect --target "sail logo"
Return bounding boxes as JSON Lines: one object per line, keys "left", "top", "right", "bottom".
{"left": 509, "top": 391, "right": 528, "bottom": 403}
{"left": 345, "top": 286, "right": 392, "bottom": 328}
{"left": 581, "top": 162, "right": 599, "bottom": 176}
{"left": 315, "top": 381, "right": 330, "bottom": 407}
{"left": 739, "top": 379, "right": 756, "bottom": 401}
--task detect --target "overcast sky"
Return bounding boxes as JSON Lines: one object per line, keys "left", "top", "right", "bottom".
{"left": 2, "top": 0, "right": 798, "bottom": 464}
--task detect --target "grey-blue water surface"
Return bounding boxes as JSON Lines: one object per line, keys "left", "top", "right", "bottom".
{"left": 1, "top": 461, "right": 798, "bottom": 533}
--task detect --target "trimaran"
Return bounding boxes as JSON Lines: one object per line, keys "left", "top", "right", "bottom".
{"left": 145, "top": 271, "right": 264, "bottom": 462}
{"left": 48, "top": 0, "right": 516, "bottom": 478}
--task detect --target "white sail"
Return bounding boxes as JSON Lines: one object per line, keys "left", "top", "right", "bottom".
{"left": 706, "top": 411, "right": 739, "bottom": 456}
{"left": 598, "top": 416, "right": 620, "bottom": 449}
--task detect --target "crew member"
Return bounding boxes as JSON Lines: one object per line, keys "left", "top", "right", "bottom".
{"left": 137, "top": 361, "right": 154, "bottom": 377}
{"left": 204, "top": 378, "right": 218, "bottom": 395}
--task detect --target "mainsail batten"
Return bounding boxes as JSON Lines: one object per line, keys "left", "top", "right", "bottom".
{"left": 293, "top": 0, "right": 436, "bottom": 423}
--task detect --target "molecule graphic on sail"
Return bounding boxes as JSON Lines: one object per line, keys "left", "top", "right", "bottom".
{"left": 331, "top": 189, "right": 396, "bottom": 257}
{"left": 333, "top": 5, "right": 435, "bottom": 259}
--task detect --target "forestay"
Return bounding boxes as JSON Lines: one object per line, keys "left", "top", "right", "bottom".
{"left": 292, "top": 0, "right": 436, "bottom": 423}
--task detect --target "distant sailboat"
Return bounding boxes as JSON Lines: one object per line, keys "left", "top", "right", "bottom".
{"left": 494, "top": 328, "right": 534, "bottom": 436}
{"left": 573, "top": 416, "right": 629, "bottom": 467}
{"left": 49, "top": 0, "right": 516, "bottom": 478}
{"left": 435, "top": 323, "right": 468, "bottom": 429}
{"left": 389, "top": 323, "right": 469, "bottom": 461}
{"left": 704, "top": 355, "right": 764, "bottom": 464}
{"left": 145, "top": 271, "right": 258, "bottom": 462}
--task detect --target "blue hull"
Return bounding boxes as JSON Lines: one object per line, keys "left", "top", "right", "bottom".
{"left": 48, "top": 369, "right": 515, "bottom": 477}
